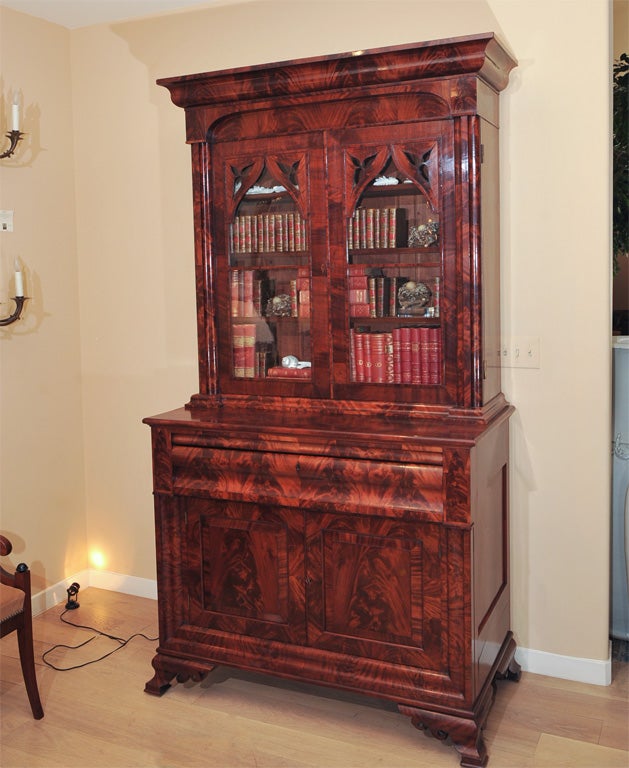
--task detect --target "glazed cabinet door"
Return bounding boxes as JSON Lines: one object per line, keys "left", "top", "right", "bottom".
{"left": 183, "top": 497, "right": 307, "bottom": 645}
{"left": 211, "top": 133, "right": 330, "bottom": 399}
{"left": 305, "top": 512, "right": 446, "bottom": 671}
{"left": 327, "top": 121, "right": 458, "bottom": 406}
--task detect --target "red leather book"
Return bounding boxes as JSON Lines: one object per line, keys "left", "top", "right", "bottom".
{"left": 350, "top": 303, "right": 371, "bottom": 318}
{"left": 419, "top": 327, "right": 431, "bottom": 384}
{"left": 427, "top": 327, "right": 441, "bottom": 384}
{"left": 354, "top": 330, "right": 366, "bottom": 382}
{"left": 399, "top": 326, "right": 412, "bottom": 384}
{"left": 369, "top": 332, "right": 386, "bottom": 383}
{"left": 266, "top": 366, "right": 311, "bottom": 379}
{"left": 242, "top": 323, "right": 256, "bottom": 378}
{"left": 392, "top": 327, "right": 402, "bottom": 383}
{"left": 232, "top": 324, "right": 245, "bottom": 377}
{"left": 411, "top": 326, "right": 422, "bottom": 384}
{"left": 385, "top": 332, "right": 395, "bottom": 383}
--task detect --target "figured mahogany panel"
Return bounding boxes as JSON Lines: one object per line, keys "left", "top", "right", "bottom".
{"left": 171, "top": 445, "right": 444, "bottom": 519}
{"left": 306, "top": 512, "right": 447, "bottom": 671}
{"left": 158, "top": 34, "right": 516, "bottom": 141}
{"left": 184, "top": 498, "right": 306, "bottom": 644}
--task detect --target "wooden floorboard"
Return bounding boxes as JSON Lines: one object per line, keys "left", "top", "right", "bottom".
{"left": 1, "top": 588, "right": 627, "bottom": 768}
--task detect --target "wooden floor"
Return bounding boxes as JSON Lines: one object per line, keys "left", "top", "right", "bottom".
{"left": 1, "top": 588, "right": 627, "bottom": 768}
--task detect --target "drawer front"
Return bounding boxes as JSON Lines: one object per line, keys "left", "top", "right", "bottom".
{"left": 171, "top": 445, "right": 444, "bottom": 519}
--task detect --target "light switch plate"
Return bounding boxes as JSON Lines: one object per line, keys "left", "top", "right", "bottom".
{"left": 0, "top": 210, "right": 14, "bottom": 232}
{"left": 501, "top": 336, "right": 541, "bottom": 368}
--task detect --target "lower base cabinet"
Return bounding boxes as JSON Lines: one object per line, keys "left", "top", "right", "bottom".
{"left": 144, "top": 408, "right": 520, "bottom": 767}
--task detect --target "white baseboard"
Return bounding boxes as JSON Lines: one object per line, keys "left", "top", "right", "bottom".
{"left": 515, "top": 644, "right": 612, "bottom": 686}
{"left": 31, "top": 569, "right": 157, "bottom": 617}
{"left": 33, "top": 573, "right": 612, "bottom": 687}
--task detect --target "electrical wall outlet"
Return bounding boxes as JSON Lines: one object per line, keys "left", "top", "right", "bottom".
{"left": 0, "top": 210, "right": 14, "bottom": 232}
{"left": 501, "top": 336, "right": 540, "bottom": 368}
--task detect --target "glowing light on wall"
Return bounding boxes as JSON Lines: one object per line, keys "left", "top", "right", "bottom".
{"left": 89, "top": 549, "right": 107, "bottom": 569}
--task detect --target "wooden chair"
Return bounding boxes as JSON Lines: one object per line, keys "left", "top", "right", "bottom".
{"left": 0, "top": 535, "right": 44, "bottom": 719}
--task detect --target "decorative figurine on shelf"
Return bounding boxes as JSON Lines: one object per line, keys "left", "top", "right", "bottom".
{"left": 266, "top": 294, "right": 292, "bottom": 317}
{"left": 281, "top": 355, "right": 311, "bottom": 369}
{"left": 408, "top": 220, "right": 439, "bottom": 247}
{"left": 397, "top": 280, "right": 432, "bottom": 315}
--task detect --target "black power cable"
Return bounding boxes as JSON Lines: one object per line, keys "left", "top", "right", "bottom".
{"left": 42, "top": 608, "right": 158, "bottom": 672}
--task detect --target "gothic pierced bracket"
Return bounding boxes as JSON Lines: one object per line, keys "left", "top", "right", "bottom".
{"left": 229, "top": 155, "right": 308, "bottom": 219}
{"left": 346, "top": 143, "right": 439, "bottom": 215}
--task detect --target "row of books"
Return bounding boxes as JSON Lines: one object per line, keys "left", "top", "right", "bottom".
{"left": 232, "top": 322, "right": 441, "bottom": 384}
{"left": 347, "top": 207, "right": 407, "bottom": 250}
{"left": 232, "top": 326, "right": 275, "bottom": 378}
{"left": 350, "top": 326, "right": 442, "bottom": 385}
{"left": 230, "top": 212, "right": 308, "bottom": 254}
{"left": 231, "top": 269, "right": 310, "bottom": 319}
{"left": 348, "top": 268, "right": 440, "bottom": 319}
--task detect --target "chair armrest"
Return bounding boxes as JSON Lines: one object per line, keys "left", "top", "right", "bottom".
{"left": 0, "top": 535, "right": 30, "bottom": 595}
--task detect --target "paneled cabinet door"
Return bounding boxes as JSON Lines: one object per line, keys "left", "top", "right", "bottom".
{"left": 211, "top": 132, "right": 330, "bottom": 398}
{"left": 305, "top": 511, "right": 446, "bottom": 670}
{"left": 326, "top": 121, "right": 458, "bottom": 406}
{"left": 184, "top": 498, "right": 307, "bottom": 645}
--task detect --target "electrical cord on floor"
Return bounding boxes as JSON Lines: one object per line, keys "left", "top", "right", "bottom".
{"left": 42, "top": 608, "right": 158, "bottom": 671}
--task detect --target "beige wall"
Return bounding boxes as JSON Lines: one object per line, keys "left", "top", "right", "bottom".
{"left": 0, "top": 0, "right": 613, "bottom": 665}
{"left": 0, "top": 8, "right": 87, "bottom": 591}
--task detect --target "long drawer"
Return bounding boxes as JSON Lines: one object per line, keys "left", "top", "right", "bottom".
{"left": 168, "top": 444, "right": 444, "bottom": 519}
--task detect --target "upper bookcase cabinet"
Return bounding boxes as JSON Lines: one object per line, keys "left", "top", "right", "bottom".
{"left": 158, "top": 33, "right": 516, "bottom": 422}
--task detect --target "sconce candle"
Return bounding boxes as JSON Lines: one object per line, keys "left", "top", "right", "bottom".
{"left": 14, "top": 259, "right": 24, "bottom": 297}
{"left": 11, "top": 92, "right": 20, "bottom": 131}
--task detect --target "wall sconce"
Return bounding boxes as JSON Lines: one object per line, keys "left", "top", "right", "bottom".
{"left": 0, "top": 260, "right": 28, "bottom": 326}
{"left": 1, "top": 91, "right": 24, "bottom": 160}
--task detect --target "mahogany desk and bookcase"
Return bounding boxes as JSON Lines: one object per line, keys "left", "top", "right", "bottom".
{"left": 144, "top": 34, "right": 520, "bottom": 767}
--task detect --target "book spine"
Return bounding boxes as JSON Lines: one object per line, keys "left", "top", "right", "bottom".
{"left": 366, "top": 208, "right": 374, "bottom": 249}
{"left": 377, "top": 209, "right": 386, "bottom": 249}
{"left": 287, "top": 213, "right": 301, "bottom": 251}
{"left": 349, "top": 328, "right": 356, "bottom": 382}
{"left": 399, "top": 326, "right": 412, "bottom": 384}
{"left": 290, "top": 280, "right": 299, "bottom": 317}
{"left": 419, "top": 327, "right": 430, "bottom": 384}
{"left": 257, "top": 216, "right": 264, "bottom": 253}
{"left": 242, "top": 323, "right": 256, "bottom": 378}
{"left": 411, "top": 326, "right": 422, "bottom": 384}
{"left": 354, "top": 330, "right": 366, "bottom": 382}
{"left": 368, "top": 277, "right": 377, "bottom": 318}
{"left": 231, "top": 271, "right": 240, "bottom": 317}
{"left": 370, "top": 333, "right": 386, "bottom": 383}
{"left": 385, "top": 332, "right": 395, "bottom": 383}
{"left": 427, "top": 327, "right": 441, "bottom": 384}
{"left": 363, "top": 332, "right": 373, "bottom": 382}
{"left": 392, "top": 328, "right": 402, "bottom": 383}
{"left": 433, "top": 277, "right": 440, "bottom": 317}
{"left": 232, "top": 324, "right": 245, "bottom": 377}
{"left": 243, "top": 270, "right": 254, "bottom": 317}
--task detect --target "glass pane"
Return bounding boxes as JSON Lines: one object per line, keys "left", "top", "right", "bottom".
{"left": 346, "top": 154, "right": 442, "bottom": 386}
{"left": 228, "top": 160, "right": 312, "bottom": 380}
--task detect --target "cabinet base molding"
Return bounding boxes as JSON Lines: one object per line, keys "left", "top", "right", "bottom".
{"left": 145, "top": 655, "right": 214, "bottom": 697}
{"left": 399, "top": 634, "right": 520, "bottom": 767}
{"left": 145, "top": 633, "right": 519, "bottom": 767}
